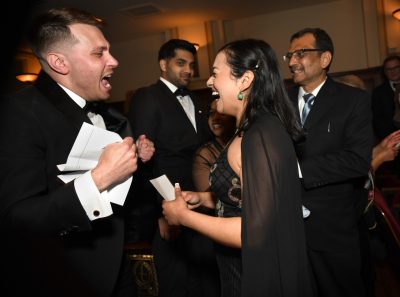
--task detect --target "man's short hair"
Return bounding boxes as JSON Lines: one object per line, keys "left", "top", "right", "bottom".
{"left": 383, "top": 55, "right": 400, "bottom": 67}
{"left": 158, "top": 39, "right": 196, "bottom": 61}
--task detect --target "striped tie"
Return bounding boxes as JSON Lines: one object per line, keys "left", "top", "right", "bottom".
{"left": 301, "top": 93, "right": 315, "bottom": 125}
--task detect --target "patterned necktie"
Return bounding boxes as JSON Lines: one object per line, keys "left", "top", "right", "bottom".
{"left": 301, "top": 93, "right": 315, "bottom": 125}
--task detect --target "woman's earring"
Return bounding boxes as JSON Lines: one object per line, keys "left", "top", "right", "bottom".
{"left": 237, "top": 91, "right": 244, "bottom": 101}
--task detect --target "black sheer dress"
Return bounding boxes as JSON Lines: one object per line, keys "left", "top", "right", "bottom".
{"left": 210, "top": 112, "right": 313, "bottom": 297}
{"left": 240, "top": 112, "right": 313, "bottom": 297}
{"left": 209, "top": 147, "right": 242, "bottom": 297}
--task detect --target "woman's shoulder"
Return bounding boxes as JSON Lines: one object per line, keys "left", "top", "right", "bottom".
{"left": 249, "top": 113, "right": 284, "bottom": 133}
{"left": 196, "top": 140, "right": 222, "bottom": 155}
{"left": 243, "top": 113, "right": 291, "bottom": 147}
{"left": 195, "top": 139, "right": 223, "bottom": 162}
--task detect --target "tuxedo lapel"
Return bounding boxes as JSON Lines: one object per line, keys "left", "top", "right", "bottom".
{"left": 192, "top": 94, "right": 206, "bottom": 136}
{"left": 35, "top": 72, "right": 131, "bottom": 138}
{"left": 156, "top": 80, "right": 199, "bottom": 134}
{"left": 35, "top": 72, "right": 90, "bottom": 132}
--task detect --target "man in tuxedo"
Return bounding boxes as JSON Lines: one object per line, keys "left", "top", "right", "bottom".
{"left": 0, "top": 7, "right": 154, "bottom": 297}
{"left": 372, "top": 55, "right": 400, "bottom": 140}
{"left": 285, "top": 28, "right": 373, "bottom": 297}
{"left": 128, "top": 39, "right": 219, "bottom": 297}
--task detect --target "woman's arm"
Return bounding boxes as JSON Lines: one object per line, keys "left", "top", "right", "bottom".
{"left": 371, "top": 130, "right": 400, "bottom": 172}
{"left": 163, "top": 186, "right": 241, "bottom": 248}
{"left": 192, "top": 147, "right": 214, "bottom": 192}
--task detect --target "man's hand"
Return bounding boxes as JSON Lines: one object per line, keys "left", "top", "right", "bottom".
{"left": 136, "top": 135, "right": 155, "bottom": 162}
{"left": 91, "top": 137, "right": 138, "bottom": 191}
{"left": 158, "top": 216, "right": 181, "bottom": 241}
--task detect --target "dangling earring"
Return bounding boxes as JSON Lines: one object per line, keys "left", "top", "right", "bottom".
{"left": 237, "top": 91, "right": 244, "bottom": 101}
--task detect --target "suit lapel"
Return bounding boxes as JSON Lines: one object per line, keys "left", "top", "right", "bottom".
{"left": 35, "top": 72, "right": 131, "bottom": 137}
{"left": 35, "top": 72, "right": 91, "bottom": 132}
{"left": 288, "top": 87, "right": 301, "bottom": 119}
{"left": 156, "top": 80, "right": 200, "bottom": 134}
{"left": 190, "top": 91, "right": 206, "bottom": 136}
{"left": 302, "top": 78, "right": 337, "bottom": 128}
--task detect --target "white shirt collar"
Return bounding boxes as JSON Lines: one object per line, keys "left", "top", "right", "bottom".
{"left": 57, "top": 83, "right": 87, "bottom": 109}
{"left": 390, "top": 81, "right": 400, "bottom": 92}
{"left": 160, "top": 77, "right": 178, "bottom": 94}
{"left": 299, "top": 78, "right": 327, "bottom": 99}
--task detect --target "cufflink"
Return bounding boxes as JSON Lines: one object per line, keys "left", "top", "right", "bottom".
{"left": 93, "top": 210, "right": 100, "bottom": 217}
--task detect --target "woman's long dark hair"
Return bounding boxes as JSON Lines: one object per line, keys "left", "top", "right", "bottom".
{"left": 219, "top": 39, "right": 303, "bottom": 142}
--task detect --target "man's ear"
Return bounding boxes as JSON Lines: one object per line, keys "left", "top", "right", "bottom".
{"left": 159, "top": 59, "right": 167, "bottom": 72}
{"left": 321, "top": 51, "right": 332, "bottom": 69}
{"left": 46, "top": 53, "right": 69, "bottom": 74}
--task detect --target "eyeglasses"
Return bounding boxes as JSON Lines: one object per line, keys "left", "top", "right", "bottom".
{"left": 384, "top": 66, "right": 400, "bottom": 72}
{"left": 283, "top": 48, "right": 324, "bottom": 62}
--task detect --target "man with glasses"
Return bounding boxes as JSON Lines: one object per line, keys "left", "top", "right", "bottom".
{"left": 372, "top": 55, "right": 400, "bottom": 140}
{"left": 285, "top": 28, "right": 373, "bottom": 297}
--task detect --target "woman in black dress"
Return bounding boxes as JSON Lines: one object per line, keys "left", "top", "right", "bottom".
{"left": 192, "top": 99, "right": 236, "bottom": 192}
{"left": 162, "top": 39, "right": 313, "bottom": 297}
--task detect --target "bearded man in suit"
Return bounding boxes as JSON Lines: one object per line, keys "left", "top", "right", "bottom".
{"left": 128, "top": 39, "right": 219, "bottom": 297}
{"left": 285, "top": 28, "right": 373, "bottom": 297}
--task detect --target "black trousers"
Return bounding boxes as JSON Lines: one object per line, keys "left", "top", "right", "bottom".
{"left": 307, "top": 247, "right": 366, "bottom": 297}
{"left": 152, "top": 227, "right": 220, "bottom": 297}
{"left": 112, "top": 253, "right": 137, "bottom": 297}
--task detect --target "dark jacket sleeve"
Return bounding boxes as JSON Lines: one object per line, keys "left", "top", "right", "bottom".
{"left": 300, "top": 85, "right": 373, "bottom": 189}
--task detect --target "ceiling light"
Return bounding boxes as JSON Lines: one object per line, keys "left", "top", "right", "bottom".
{"left": 16, "top": 73, "right": 38, "bottom": 83}
{"left": 393, "top": 9, "right": 400, "bottom": 21}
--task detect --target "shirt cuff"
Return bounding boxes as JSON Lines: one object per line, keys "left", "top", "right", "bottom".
{"left": 74, "top": 171, "right": 113, "bottom": 220}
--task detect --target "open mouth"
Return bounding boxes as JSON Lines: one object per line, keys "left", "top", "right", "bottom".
{"left": 211, "top": 91, "right": 220, "bottom": 100}
{"left": 101, "top": 74, "right": 112, "bottom": 89}
{"left": 211, "top": 122, "right": 223, "bottom": 129}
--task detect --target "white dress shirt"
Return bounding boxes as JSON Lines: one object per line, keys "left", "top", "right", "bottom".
{"left": 296, "top": 79, "right": 327, "bottom": 178}
{"left": 58, "top": 84, "right": 113, "bottom": 220}
{"left": 160, "top": 77, "right": 197, "bottom": 131}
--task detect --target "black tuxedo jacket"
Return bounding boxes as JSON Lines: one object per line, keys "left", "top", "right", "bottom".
{"left": 288, "top": 77, "right": 373, "bottom": 251}
{"left": 372, "top": 80, "right": 396, "bottom": 140}
{"left": 0, "top": 72, "right": 130, "bottom": 297}
{"left": 128, "top": 79, "right": 210, "bottom": 191}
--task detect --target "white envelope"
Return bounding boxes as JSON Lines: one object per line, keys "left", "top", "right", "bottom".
{"left": 150, "top": 174, "right": 175, "bottom": 201}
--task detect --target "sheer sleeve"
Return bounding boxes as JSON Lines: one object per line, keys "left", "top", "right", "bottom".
{"left": 192, "top": 141, "right": 221, "bottom": 191}
{"left": 241, "top": 113, "right": 313, "bottom": 297}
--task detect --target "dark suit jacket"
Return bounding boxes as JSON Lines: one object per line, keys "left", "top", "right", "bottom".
{"left": 372, "top": 80, "right": 396, "bottom": 140}
{"left": 128, "top": 79, "right": 210, "bottom": 194}
{"left": 0, "top": 72, "right": 130, "bottom": 297}
{"left": 288, "top": 77, "right": 373, "bottom": 251}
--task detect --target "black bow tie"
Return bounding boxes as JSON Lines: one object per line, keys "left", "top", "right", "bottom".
{"left": 83, "top": 101, "right": 106, "bottom": 114}
{"left": 174, "top": 88, "right": 189, "bottom": 97}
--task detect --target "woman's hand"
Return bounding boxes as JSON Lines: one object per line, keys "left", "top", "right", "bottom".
{"left": 182, "top": 191, "right": 216, "bottom": 210}
{"left": 372, "top": 130, "right": 400, "bottom": 172}
{"left": 182, "top": 191, "right": 202, "bottom": 209}
{"left": 158, "top": 217, "right": 181, "bottom": 241}
{"left": 374, "top": 130, "right": 400, "bottom": 162}
{"left": 162, "top": 184, "right": 190, "bottom": 226}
